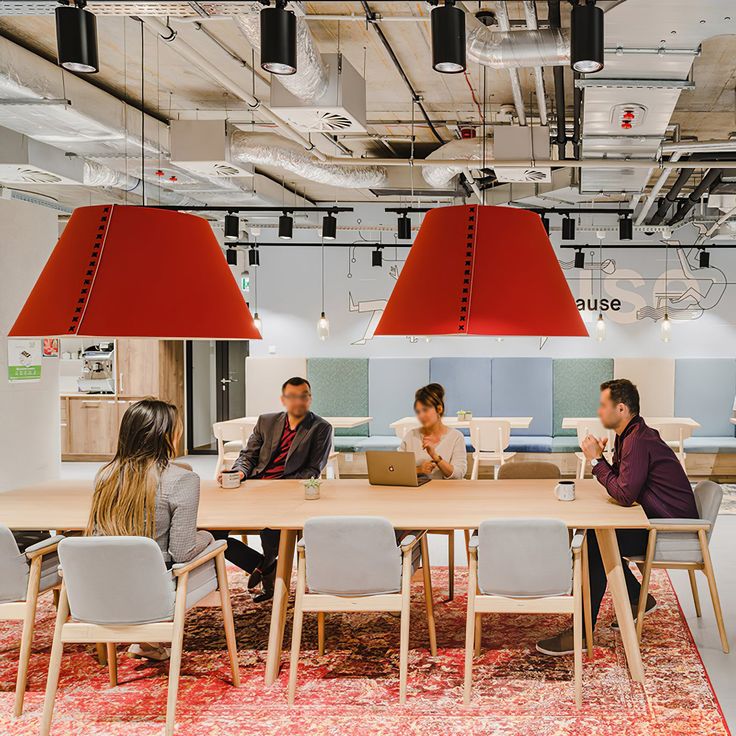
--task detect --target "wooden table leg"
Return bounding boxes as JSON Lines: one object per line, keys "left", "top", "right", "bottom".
{"left": 264, "top": 529, "right": 297, "bottom": 686}
{"left": 595, "top": 528, "right": 645, "bottom": 683}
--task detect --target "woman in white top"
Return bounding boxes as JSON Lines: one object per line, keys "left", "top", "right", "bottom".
{"left": 399, "top": 383, "right": 467, "bottom": 480}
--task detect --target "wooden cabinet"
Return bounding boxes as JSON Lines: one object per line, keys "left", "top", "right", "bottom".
{"left": 116, "top": 339, "right": 160, "bottom": 397}
{"left": 67, "top": 397, "right": 119, "bottom": 457}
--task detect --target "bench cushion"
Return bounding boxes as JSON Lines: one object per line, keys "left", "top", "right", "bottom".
{"left": 368, "top": 358, "right": 430, "bottom": 435}
{"left": 505, "top": 435, "right": 554, "bottom": 453}
{"left": 308, "top": 358, "right": 369, "bottom": 437}
{"left": 675, "top": 359, "right": 736, "bottom": 437}
{"left": 553, "top": 358, "right": 614, "bottom": 436}
{"left": 684, "top": 437, "right": 736, "bottom": 454}
{"left": 551, "top": 436, "right": 582, "bottom": 453}
{"left": 334, "top": 435, "right": 401, "bottom": 452}
{"left": 430, "top": 357, "right": 492, "bottom": 434}
{"left": 492, "top": 358, "right": 553, "bottom": 436}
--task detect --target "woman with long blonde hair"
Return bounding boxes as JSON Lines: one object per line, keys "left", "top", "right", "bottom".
{"left": 88, "top": 398, "right": 213, "bottom": 659}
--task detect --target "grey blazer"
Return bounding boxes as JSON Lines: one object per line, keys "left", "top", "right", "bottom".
{"left": 231, "top": 411, "right": 333, "bottom": 480}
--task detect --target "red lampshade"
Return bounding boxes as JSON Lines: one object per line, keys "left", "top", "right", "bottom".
{"left": 9, "top": 205, "right": 261, "bottom": 339}
{"left": 375, "top": 204, "right": 588, "bottom": 337}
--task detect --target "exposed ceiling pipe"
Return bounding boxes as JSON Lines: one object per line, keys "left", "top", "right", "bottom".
{"left": 421, "top": 137, "right": 487, "bottom": 188}
{"left": 140, "top": 16, "right": 326, "bottom": 161}
{"left": 572, "top": 71, "right": 582, "bottom": 159}
{"left": 668, "top": 168, "right": 723, "bottom": 225}
{"left": 522, "top": 1, "right": 548, "bottom": 126}
{"left": 493, "top": 2, "right": 526, "bottom": 126}
{"left": 648, "top": 162, "right": 694, "bottom": 225}
{"left": 359, "top": 0, "right": 444, "bottom": 144}
{"left": 548, "top": 0, "right": 566, "bottom": 159}
{"left": 635, "top": 151, "right": 682, "bottom": 225}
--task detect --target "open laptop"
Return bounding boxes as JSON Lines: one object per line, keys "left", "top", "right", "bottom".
{"left": 366, "top": 451, "right": 432, "bottom": 487}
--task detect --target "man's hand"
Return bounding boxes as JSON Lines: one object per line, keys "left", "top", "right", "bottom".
{"left": 217, "top": 469, "right": 245, "bottom": 485}
{"left": 581, "top": 434, "right": 606, "bottom": 462}
{"left": 418, "top": 461, "right": 435, "bottom": 476}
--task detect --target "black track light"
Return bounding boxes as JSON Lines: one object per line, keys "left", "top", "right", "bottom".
{"left": 226, "top": 248, "right": 238, "bottom": 266}
{"left": 322, "top": 212, "right": 337, "bottom": 240}
{"left": 260, "top": 0, "right": 297, "bottom": 76}
{"left": 619, "top": 216, "right": 633, "bottom": 240}
{"left": 574, "top": 249, "right": 585, "bottom": 269}
{"left": 224, "top": 213, "right": 239, "bottom": 241}
{"left": 278, "top": 212, "right": 293, "bottom": 239}
{"left": 699, "top": 249, "right": 710, "bottom": 268}
{"left": 571, "top": 1, "right": 604, "bottom": 74}
{"left": 541, "top": 215, "right": 550, "bottom": 235}
{"left": 55, "top": 1, "right": 99, "bottom": 74}
{"left": 431, "top": 0, "right": 466, "bottom": 74}
{"left": 562, "top": 216, "right": 576, "bottom": 240}
{"left": 248, "top": 246, "right": 260, "bottom": 267}
{"left": 372, "top": 247, "right": 383, "bottom": 268}
{"left": 397, "top": 213, "right": 412, "bottom": 240}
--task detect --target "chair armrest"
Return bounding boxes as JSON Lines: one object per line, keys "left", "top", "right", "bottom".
{"left": 24, "top": 535, "right": 64, "bottom": 559}
{"left": 649, "top": 518, "right": 711, "bottom": 532}
{"left": 570, "top": 531, "right": 585, "bottom": 554}
{"left": 171, "top": 539, "right": 227, "bottom": 577}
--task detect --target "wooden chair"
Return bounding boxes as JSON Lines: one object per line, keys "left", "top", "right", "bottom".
{"left": 288, "top": 517, "right": 436, "bottom": 705}
{"left": 573, "top": 420, "right": 614, "bottom": 479}
{"left": 40, "top": 537, "right": 240, "bottom": 736}
{"left": 213, "top": 419, "right": 255, "bottom": 477}
{"left": 469, "top": 419, "right": 515, "bottom": 480}
{"left": 497, "top": 461, "right": 561, "bottom": 480}
{"left": 464, "top": 520, "right": 584, "bottom": 708}
{"left": 630, "top": 480, "right": 729, "bottom": 653}
{"left": 0, "top": 528, "right": 63, "bottom": 716}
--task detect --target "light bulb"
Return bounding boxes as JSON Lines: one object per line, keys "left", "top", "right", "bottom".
{"left": 253, "top": 312, "right": 262, "bottom": 332}
{"left": 595, "top": 313, "right": 606, "bottom": 342}
{"left": 660, "top": 314, "right": 672, "bottom": 342}
{"left": 496, "top": 336, "right": 504, "bottom": 343}
{"left": 317, "top": 311, "right": 330, "bottom": 341}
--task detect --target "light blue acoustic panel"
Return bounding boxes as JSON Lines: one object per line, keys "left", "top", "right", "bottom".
{"left": 675, "top": 359, "right": 736, "bottom": 437}
{"left": 368, "top": 358, "right": 430, "bottom": 435}
{"left": 429, "top": 358, "right": 493, "bottom": 423}
{"left": 553, "top": 359, "right": 614, "bottom": 436}
{"left": 307, "top": 358, "right": 369, "bottom": 436}
{"left": 491, "top": 358, "right": 553, "bottom": 436}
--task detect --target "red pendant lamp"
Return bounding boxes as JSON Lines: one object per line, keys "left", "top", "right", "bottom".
{"left": 375, "top": 204, "right": 587, "bottom": 337}
{"left": 9, "top": 205, "right": 261, "bottom": 339}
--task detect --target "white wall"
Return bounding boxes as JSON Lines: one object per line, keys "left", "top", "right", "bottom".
{"left": 0, "top": 198, "right": 60, "bottom": 491}
{"left": 246, "top": 208, "right": 736, "bottom": 359}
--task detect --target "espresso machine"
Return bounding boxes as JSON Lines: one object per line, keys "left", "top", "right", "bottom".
{"left": 77, "top": 343, "right": 115, "bottom": 394}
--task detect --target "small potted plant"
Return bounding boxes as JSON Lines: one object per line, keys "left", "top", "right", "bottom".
{"left": 304, "top": 477, "right": 321, "bottom": 500}
{"left": 457, "top": 409, "right": 467, "bottom": 421}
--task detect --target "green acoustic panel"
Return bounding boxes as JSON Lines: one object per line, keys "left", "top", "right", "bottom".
{"left": 553, "top": 359, "right": 614, "bottom": 436}
{"left": 307, "top": 358, "right": 369, "bottom": 436}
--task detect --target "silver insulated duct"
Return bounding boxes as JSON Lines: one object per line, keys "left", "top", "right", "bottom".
{"left": 229, "top": 131, "right": 387, "bottom": 189}
{"left": 467, "top": 26, "right": 570, "bottom": 68}
{"left": 234, "top": 4, "right": 329, "bottom": 104}
{"left": 422, "top": 138, "right": 489, "bottom": 189}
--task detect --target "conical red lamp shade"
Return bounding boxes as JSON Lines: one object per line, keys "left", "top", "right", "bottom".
{"left": 375, "top": 204, "right": 587, "bottom": 337}
{"left": 9, "top": 205, "right": 261, "bottom": 339}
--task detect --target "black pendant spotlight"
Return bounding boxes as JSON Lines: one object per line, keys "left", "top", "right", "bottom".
{"left": 278, "top": 212, "right": 293, "bottom": 240}
{"left": 574, "top": 249, "right": 585, "bottom": 269}
{"left": 55, "top": 0, "right": 99, "bottom": 74}
{"left": 248, "top": 245, "right": 260, "bottom": 267}
{"left": 224, "top": 213, "right": 239, "bottom": 241}
{"left": 619, "top": 215, "right": 633, "bottom": 240}
{"left": 260, "top": 0, "right": 297, "bottom": 76}
{"left": 699, "top": 248, "right": 710, "bottom": 268}
{"left": 431, "top": 0, "right": 466, "bottom": 74}
{"left": 322, "top": 212, "right": 337, "bottom": 240}
{"left": 570, "top": 0, "right": 604, "bottom": 74}
{"left": 372, "top": 246, "right": 383, "bottom": 268}
{"left": 397, "top": 213, "right": 412, "bottom": 240}
{"left": 226, "top": 247, "right": 238, "bottom": 266}
{"left": 562, "top": 216, "right": 576, "bottom": 240}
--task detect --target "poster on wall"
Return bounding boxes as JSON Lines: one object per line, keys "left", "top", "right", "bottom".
{"left": 42, "top": 338, "right": 59, "bottom": 358}
{"left": 7, "top": 339, "right": 42, "bottom": 383}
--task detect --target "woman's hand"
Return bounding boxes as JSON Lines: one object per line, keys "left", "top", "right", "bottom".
{"left": 421, "top": 435, "right": 439, "bottom": 461}
{"left": 418, "top": 461, "right": 435, "bottom": 476}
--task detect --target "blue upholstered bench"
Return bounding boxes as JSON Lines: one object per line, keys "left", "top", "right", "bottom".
{"left": 684, "top": 437, "right": 736, "bottom": 454}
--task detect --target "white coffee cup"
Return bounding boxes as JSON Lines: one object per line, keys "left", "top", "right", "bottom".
{"left": 554, "top": 480, "right": 576, "bottom": 502}
{"left": 220, "top": 470, "right": 241, "bottom": 489}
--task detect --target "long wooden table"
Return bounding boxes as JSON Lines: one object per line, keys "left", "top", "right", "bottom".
{"left": 0, "top": 478, "right": 648, "bottom": 685}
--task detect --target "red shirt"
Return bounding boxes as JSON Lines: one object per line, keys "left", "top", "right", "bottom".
{"left": 592, "top": 415, "right": 698, "bottom": 519}
{"left": 259, "top": 419, "right": 298, "bottom": 479}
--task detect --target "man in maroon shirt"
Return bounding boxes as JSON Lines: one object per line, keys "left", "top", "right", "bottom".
{"left": 537, "top": 378, "right": 698, "bottom": 655}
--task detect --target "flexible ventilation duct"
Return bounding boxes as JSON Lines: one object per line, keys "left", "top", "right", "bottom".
{"left": 467, "top": 26, "right": 570, "bottom": 68}
{"left": 422, "top": 138, "right": 489, "bottom": 189}
{"left": 230, "top": 131, "right": 387, "bottom": 189}
{"left": 234, "top": 5, "right": 329, "bottom": 104}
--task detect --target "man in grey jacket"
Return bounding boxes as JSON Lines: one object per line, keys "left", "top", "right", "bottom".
{"left": 212, "top": 376, "right": 333, "bottom": 601}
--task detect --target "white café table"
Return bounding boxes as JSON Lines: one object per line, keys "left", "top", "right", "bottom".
{"left": 390, "top": 416, "right": 533, "bottom": 431}
{"left": 221, "top": 416, "right": 372, "bottom": 431}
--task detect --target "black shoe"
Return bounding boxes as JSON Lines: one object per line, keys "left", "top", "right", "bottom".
{"left": 611, "top": 593, "right": 657, "bottom": 630}
{"left": 251, "top": 562, "right": 276, "bottom": 603}
{"left": 247, "top": 557, "right": 275, "bottom": 590}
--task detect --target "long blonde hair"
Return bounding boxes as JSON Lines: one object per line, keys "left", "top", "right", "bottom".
{"left": 87, "top": 399, "right": 180, "bottom": 537}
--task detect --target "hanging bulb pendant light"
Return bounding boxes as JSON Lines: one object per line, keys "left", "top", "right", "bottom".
{"left": 595, "top": 313, "right": 606, "bottom": 342}
{"left": 660, "top": 314, "right": 672, "bottom": 343}
{"left": 253, "top": 312, "right": 263, "bottom": 332}
{"left": 317, "top": 311, "right": 330, "bottom": 341}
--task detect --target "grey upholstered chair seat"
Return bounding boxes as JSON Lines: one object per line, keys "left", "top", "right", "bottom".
{"left": 0, "top": 528, "right": 63, "bottom": 603}
{"left": 627, "top": 518, "right": 705, "bottom": 564}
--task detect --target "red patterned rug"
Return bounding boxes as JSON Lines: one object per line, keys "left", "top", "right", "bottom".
{"left": 0, "top": 567, "right": 729, "bottom": 735}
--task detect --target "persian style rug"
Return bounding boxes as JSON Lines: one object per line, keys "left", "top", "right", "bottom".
{"left": 0, "top": 568, "right": 729, "bottom": 736}
{"left": 719, "top": 484, "right": 736, "bottom": 514}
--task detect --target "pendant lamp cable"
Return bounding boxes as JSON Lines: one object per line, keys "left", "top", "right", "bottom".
{"left": 410, "top": 98, "right": 415, "bottom": 205}
{"left": 320, "top": 234, "right": 325, "bottom": 313}
{"left": 664, "top": 240, "right": 669, "bottom": 319}
{"left": 482, "top": 64, "right": 487, "bottom": 206}
{"left": 140, "top": 19, "right": 145, "bottom": 205}
{"left": 598, "top": 240, "right": 603, "bottom": 317}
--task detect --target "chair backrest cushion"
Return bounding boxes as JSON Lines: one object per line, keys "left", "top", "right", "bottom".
{"left": 0, "top": 526, "right": 28, "bottom": 603}
{"left": 470, "top": 419, "right": 511, "bottom": 453}
{"left": 303, "top": 516, "right": 401, "bottom": 596}
{"left": 694, "top": 480, "right": 723, "bottom": 537}
{"left": 477, "top": 519, "right": 572, "bottom": 597}
{"left": 497, "top": 461, "right": 561, "bottom": 480}
{"left": 491, "top": 358, "right": 553, "bottom": 436}
{"left": 58, "top": 537, "right": 176, "bottom": 625}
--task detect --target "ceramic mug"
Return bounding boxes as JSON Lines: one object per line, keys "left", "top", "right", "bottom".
{"left": 220, "top": 470, "right": 241, "bottom": 489}
{"left": 554, "top": 480, "right": 576, "bottom": 502}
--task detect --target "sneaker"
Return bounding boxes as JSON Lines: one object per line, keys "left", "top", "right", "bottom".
{"left": 611, "top": 594, "right": 657, "bottom": 630}
{"left": 127, "top": 643, "right": 171, "bottom": 661}
{"left": 536, "top": 628, "right": 586, "bottom": 656}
